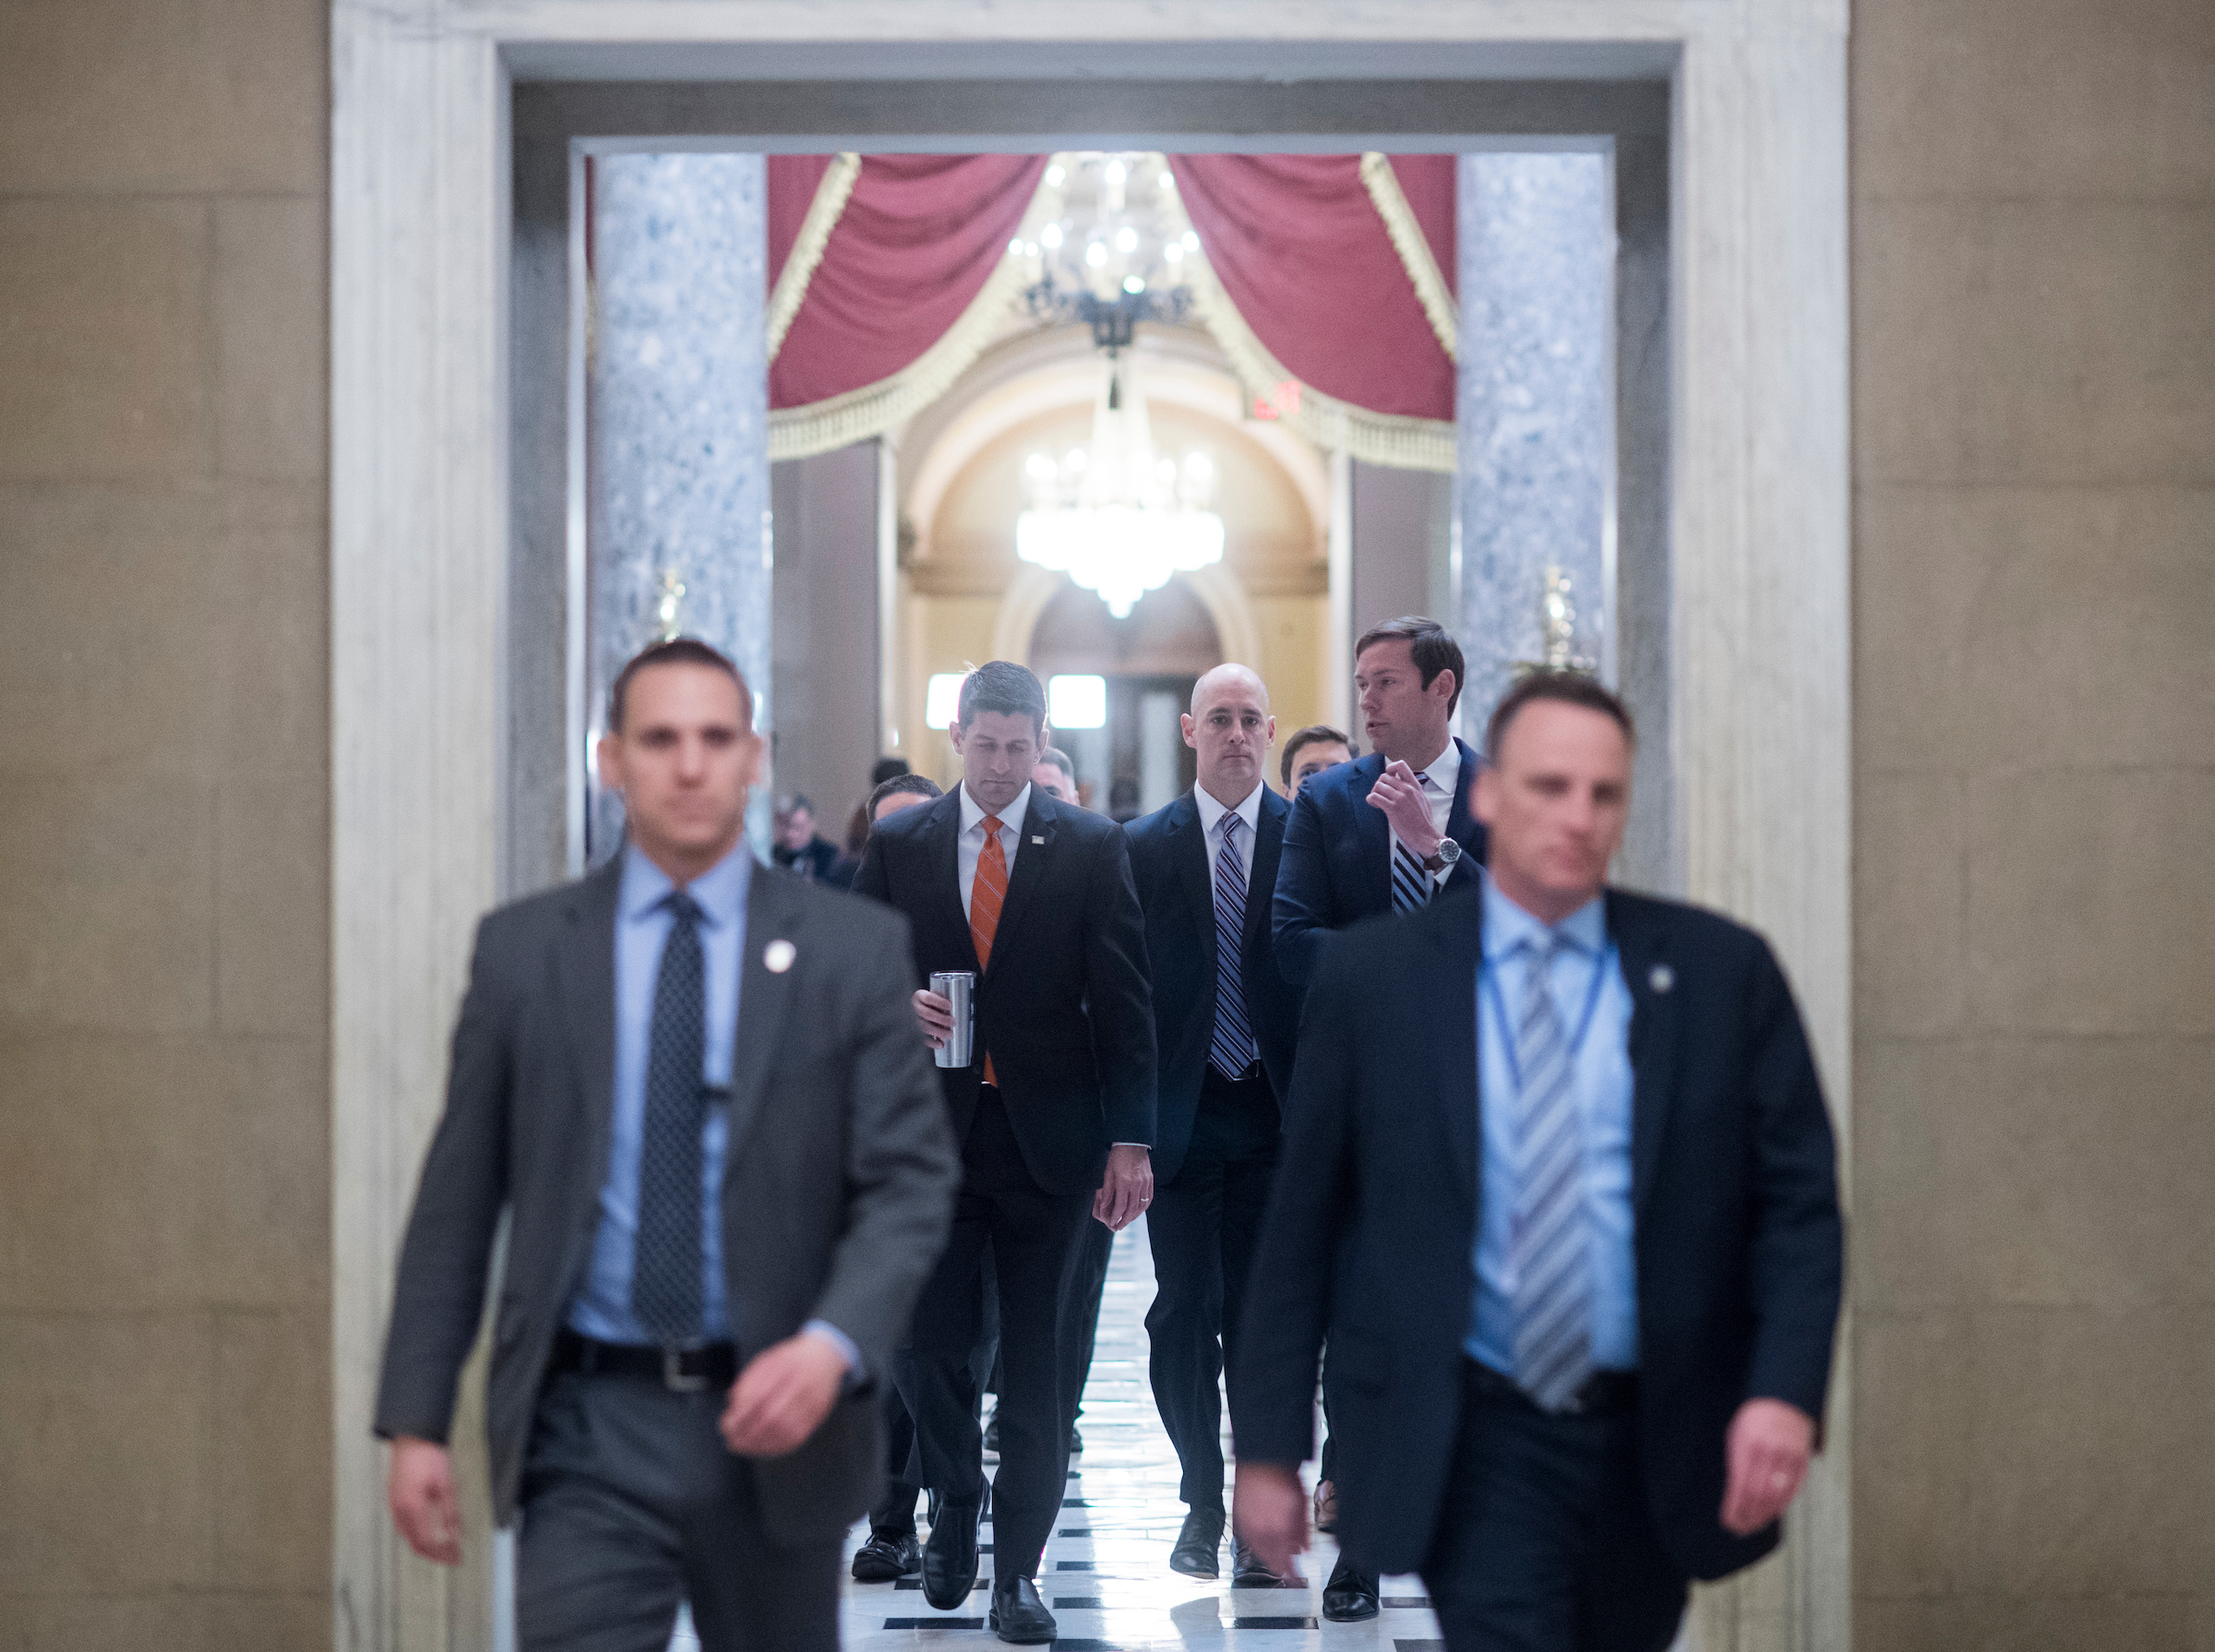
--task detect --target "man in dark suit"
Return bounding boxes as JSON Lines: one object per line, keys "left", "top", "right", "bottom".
{"left": 1236, "top": 672, "right": 1844, "bottom": 1652}
{"left": 772, "top": 792, "right": 856, "bottom": 889}
{"left": 1125, "top": 664, "right": 1303, "bottom": 1584}
{"left": 1273, "top": 616, "right": 1488, "bottom": 988}
{"left": 1269, "top": 614, "right": 1487, "bottom": 1620}
{"left": 852, "top": 660, "right": 1156, "bottom": 1646}
{"left": 377, "top": 638, "right": 959, "bottom": 1652}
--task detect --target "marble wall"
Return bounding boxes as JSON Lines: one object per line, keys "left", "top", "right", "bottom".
{"left": 0, "top": 0, "right": 332, "bottom": 1646}
{"left": 588, "top": 153, "right": 773, "bottom": 859}
{"left": 1454, "top": 151, "right": 1614, "bottom": 745}
{"left": 1849, "top": 1, "right": 2215, "bottom": 1646}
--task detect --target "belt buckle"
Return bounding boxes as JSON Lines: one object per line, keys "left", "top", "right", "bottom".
{"left": 661, "top": 1346, "right": 708, "bottom": 1394}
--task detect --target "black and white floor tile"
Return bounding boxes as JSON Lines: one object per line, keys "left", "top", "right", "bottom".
{"left": 824, "top": 1215, "right": 1446, "bottom": 1651}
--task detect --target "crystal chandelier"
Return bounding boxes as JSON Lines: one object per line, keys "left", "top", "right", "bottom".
{"left": 1017, "top": 357, "right": 1224, "bottom": 618}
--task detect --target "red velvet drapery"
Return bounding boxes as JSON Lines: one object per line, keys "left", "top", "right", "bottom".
{"left": 1168, "top": 153, "right": 1456, "bottom": 422}
{"left": 766, "top": 153, "right": 1047, "bottom": 410}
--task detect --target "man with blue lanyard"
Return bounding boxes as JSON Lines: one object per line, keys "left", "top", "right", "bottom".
{"left": 1233, "top": 670, "right": 1843, "bottom": 1651}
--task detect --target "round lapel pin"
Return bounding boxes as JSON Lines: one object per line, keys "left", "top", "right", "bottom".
{"left": 763, "top": 939, "right": 796, "bottom": 974}
{"left": 1648, "top": 964, "right": 1674, "bottom": 994}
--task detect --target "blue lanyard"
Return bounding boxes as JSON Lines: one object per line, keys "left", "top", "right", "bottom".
{"left": 1481, "top": 939, "right": 1616, "bottom": 1097}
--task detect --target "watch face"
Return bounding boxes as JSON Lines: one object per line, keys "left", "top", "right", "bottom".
{"left": 1437, "top": 837, "right": 1462, "bottom": 865}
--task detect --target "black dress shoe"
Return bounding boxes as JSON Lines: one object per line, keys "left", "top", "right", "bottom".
{"left": 1167, "top": 1505, "right": 1226, "bottom": 1577}
{"left": 1069, "top": 1425, "right": 1084, "bottom": 1454}
{"left": 920, "top": 1502, "right": 980, "bottom": 1610}
{"left": 850, "top": 1531, "right": 920, "bottom": 1582}
{"left": 1322, "top": 1553, "right": 1381, "bottom": 1622}
{"left": 984, "top": 1409, "right": 1000, "bottom": 1454}
{"left": 988, "top": 1574, "right": 1058, "bottom": 1645}
{"left": 1230, "top": 1542, "right": 1281, "bottom": 1586}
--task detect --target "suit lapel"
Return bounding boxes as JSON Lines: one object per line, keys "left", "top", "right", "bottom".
{"left": 1610, "top": 892, "right": 1680, "bottom": 1215}
{"left": 1433, "top": 903, "right": 1483, "bottom": 1212}
{"left": 1443, "top": 736, "right": 1485, "bottom": 893}
{"left": 556, "top": 858, "right": 625, "bottom": 1187}
{"left": 1246, "top": 787, "right": 1288, "bottom": 956}
{"left": 984, "top": 789, "right": 1056, "bottom": 981}
{"left": 925, "top": 793, "right": 980, "bottom": 972}
{"left": 1349, "top": 754, "right": 1393, "bottom": 899}
{"left": 1168, "top": 795, "right": 1216, "bottom": 967}
{"left": 724, "top": 863, "right": 804, "bottom": 1162}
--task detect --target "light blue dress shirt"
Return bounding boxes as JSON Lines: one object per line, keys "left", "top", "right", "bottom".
{"left": 568, "top": 842, "right": 749, "bottom": 1345}
{"left": 1466, "top": 871, "right": 1641, "bottom": 1376}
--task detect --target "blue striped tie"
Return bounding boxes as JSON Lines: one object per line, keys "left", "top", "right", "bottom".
{"left": 1207, "top": 812, "right": 1260, "bottom": 1077}
{"left": 1510, "top": 932, "right": 1595, "bottom": 1411}
{"left": 1390, "top": 771, "right": 1435, "bottom": 914}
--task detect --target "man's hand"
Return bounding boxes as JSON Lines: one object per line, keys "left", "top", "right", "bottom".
{"left": 1233, "top": 1461, "right": 1309, "bottom": 1580}
{"left": 1093, "top": 1143, "right": 1155, "bottom": 1230}
{"left": 1364, "top": 760, "right": 1440, "bottom": 858}
{"left": 388, "top": 1435, "right": 461, "bottom": 1565}
{"left": 912, "top": 988, "right": 954, "bottom": 1050}
{"left": 1719, "top": 1397, "right": 1815, "bottom": 1536}
{"left": 720, "top": 1331, "right": 849, "bottom": 1458}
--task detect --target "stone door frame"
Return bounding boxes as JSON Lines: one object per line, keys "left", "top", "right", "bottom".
{"left": 330, "top": 7, "right": 1850, "bottom": 1651}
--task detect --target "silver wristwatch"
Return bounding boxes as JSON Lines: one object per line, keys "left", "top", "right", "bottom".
{"left": 1423, "top": 836, "right": 1463, "bottom": 874}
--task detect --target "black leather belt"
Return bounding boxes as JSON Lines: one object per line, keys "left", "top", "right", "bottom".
{"left": 551, "top": 1328, "right": 738, "bottom": 1394}
{"left": 1466, "top": 1357, "right": 1638, "bottom": 1418}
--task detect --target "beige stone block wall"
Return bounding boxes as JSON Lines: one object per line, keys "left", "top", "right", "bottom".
{"left": 1850, "top": 0, "right": 2215, "bottom": 1645}
{"left": 0, "top": 0, "right": 331, "bottom": 1644}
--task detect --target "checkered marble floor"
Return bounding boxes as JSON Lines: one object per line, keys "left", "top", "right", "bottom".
{"left": 826, "top": 1215, "right": 1445, "bottom": 1652}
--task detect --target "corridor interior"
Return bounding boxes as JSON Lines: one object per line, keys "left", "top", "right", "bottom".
{"left": 676, "top": 1222, "right": 1445, "bottom": 1651}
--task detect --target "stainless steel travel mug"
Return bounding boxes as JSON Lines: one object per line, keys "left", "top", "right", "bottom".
{"left": 930, "top": 970, "right": 976, "bottom": 1069}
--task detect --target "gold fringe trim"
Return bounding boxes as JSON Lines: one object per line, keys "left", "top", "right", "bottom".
{"left": 768, "top": 165, "right": 1066, "bottom": 461}
{"left": 1359, "top": 151, "right": 1458, "bottom": 360}
{"left": 766, "top": 151, "right": 861, "bottom": 364}
{"left": 1161, "top": 158, "right": 1456, "bottom": 473}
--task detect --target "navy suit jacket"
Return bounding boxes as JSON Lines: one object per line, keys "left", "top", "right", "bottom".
{"left": 851, "top": 785, "right": 1157, "bottom": 1196}
{"left": 1270, "top": 737, "right": 1488, "bottom": 987}
{"left": 1124, "top": 786, "right": 1302, "bottom": 1184}
{"left": 1237, "top": 886, "right": 1844, "bottom": 1583}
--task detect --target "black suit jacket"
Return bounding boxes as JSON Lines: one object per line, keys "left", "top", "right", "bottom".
{"left": 851, "top": 786, "right": 1157, "bottom": 1195}
{"left": 1271, "top": 737, "right": 1488, "bottom": 986}
{"left": 373, "top": 859, "right": 959, "bottom": 1538}
{"left": 1125, "top": 786, "right": 1302, "bottom": 1183}
{"left": 1238, "top": 886, "right": 1844, "bottom": 1582}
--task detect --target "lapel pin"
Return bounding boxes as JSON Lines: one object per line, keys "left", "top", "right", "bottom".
{"left": 1032, "top": 835, "right": 1045, "bottom": 844}
{"left": 763, "top": 939, "right": 796, "bottom": 974}
{"left": 1648, "top": 964, "right": 1674, "bottom": 994}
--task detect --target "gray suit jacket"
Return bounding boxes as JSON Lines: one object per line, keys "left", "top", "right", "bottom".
{"left": 373, "top": 856, "right": 960, "bottom": 1538}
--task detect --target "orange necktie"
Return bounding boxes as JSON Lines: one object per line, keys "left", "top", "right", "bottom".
{"left": 970, "top": 816, "right": 1008, "bottom": 1083}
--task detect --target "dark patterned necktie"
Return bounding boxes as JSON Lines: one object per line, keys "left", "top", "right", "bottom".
{"left": 632, "top": 890, "right": 706, "bottom": 1344}
{"left": 1208, "top": 812, "right": 1260, "bottom": 1077}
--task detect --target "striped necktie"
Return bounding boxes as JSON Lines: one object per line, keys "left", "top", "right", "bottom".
{"left": 1208, "top": 811, "right": 1260, "bottom": 1077}
{"left": 1390, "top": 770, "right": 1436, "bottom": 914}
{"left": 1510, "top": 931, "right": 1595, "bottom": 1411}
{"left": 970, "top": 815, "right": 1007, "bottom": 1083}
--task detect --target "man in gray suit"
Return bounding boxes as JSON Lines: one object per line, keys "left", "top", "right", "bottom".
{"left": 376, "top": 638, "right": 959, "bottom": 1652}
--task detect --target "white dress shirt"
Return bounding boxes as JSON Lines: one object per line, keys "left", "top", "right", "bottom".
{"left": 957, "top": 781, "right": 1031, "bottom": 920}
{"left": 1386, "top": 736, "right": 1462, "bottom": 893}
{"left": 1192, "top": 780, "right": 1265, "bottom": 908}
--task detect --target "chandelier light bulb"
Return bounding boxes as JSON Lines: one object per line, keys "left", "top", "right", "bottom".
{"left": 1115, "top": 225, "right": 1139, "bottom": 254}
{"left": 1085, "top": 242, "right": 1108, "bottom": 269}
{"left": 1159, "top": 170, "right": 1176, "bottom": 191}
{"left": 1105, "top": 159, "right": 1127, "bottom": 187}
{"left": 1041, "top": 222, "right": 1064, "bottom": 250}
{"left": 1123, "top": 276, "right": 1145, "bottom": 294}
{"left": 1046, "top": 163, "right": 1067, "bottom": 186}
{"left": 1163, "top": 242, "right": 1184, "bottom": 265}
{"left": 1181, "top": 231, "right": 1199, "bottom": 252}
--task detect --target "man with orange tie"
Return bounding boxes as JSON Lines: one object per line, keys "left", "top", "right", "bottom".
{"left": 852, "top": 661, "right": 1156, "bottom": 1646}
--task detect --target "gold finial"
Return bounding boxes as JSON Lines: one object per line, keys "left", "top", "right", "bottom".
{"left": 1514, "top": 565, "right": 1598, "bottom": 678}
{"left": 655, "top": 569, "right": 687, "bottom": 640}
